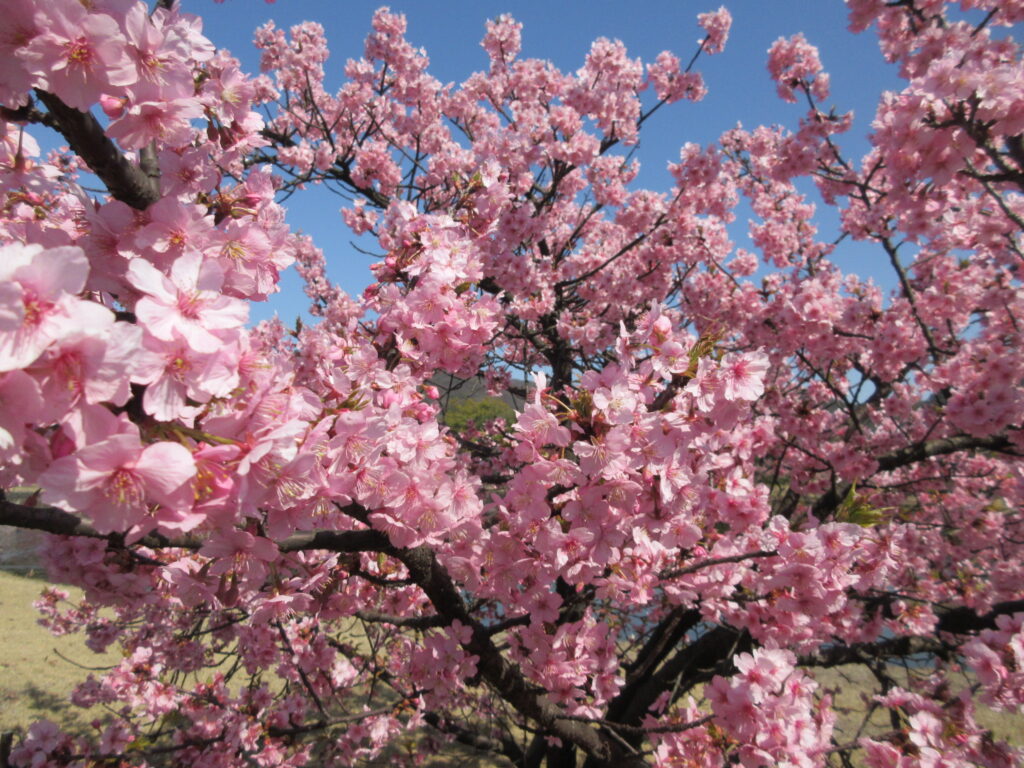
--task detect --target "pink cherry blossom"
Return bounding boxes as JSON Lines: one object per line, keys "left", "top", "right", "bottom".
{"left": 0, "top": 244, "right": 89, "bottom": 372}
{"left": 41, "top": 430, "right": 195, "bottom": 533}
{"left": 18, "top": 4, "right": 137, "bottom": 111}
{"left": 128, "top": 253, "right": 248, "bottom": 353}
{"left": 132, "top": 333, "right": 240, "bottom": 422}
{"left": 106, "top": 97, "right": 204, "bottom": 150}
{"left": 1, "top": 2, "right": 1023, "bottom": 766}
{"left": 698, "top": 7, "right": 732, "bottom": 55}
{"left": 719, "top": 350, "right": 769, "bottom": 401}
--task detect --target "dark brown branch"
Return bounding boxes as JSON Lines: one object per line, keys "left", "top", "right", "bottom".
{"left": 278, "top": 527, "right": 390, "bottom": 553}
{"left": 587, "top": 624, "right": 752, "bottom": 767}
{"left": 0, "top": 493, "right": 642, "bottom": 763}
{"left": 659, "top": 550, "right": 776, "bottom": 580}
{"left": 422, "top": 712, "right": 525, "bottom": 765}
{"left": 806, "top": 432, "right": 1019, "bottom": 520}
{"left": 876, "top": 433, "right": 1019, "bottom": 472}
{"left": 1, "top": 731, "right": 12, "bottom": 768}
{"left": 354, "top": 610, "right": 449, "bottom": 629}
{"left": 936, "top": 598, "right": 1024, "bottom": 634}
{"left": 799, "top": 635, "right": 945, "bottom": 668}
{"left": 621, "top": 608, "right": 702, "bottom": 687}
{"left": 649, "top": 372, "right": 691, "bottom": 412}
{"left": 34, "top": 90, "right": 159, "bottom": 210}
{"left": 881, "top": 236, "right": 951, "bottom": 358}
{"left": 0, "top": 495, "right": 388, "bottom": 554}
{"left": 393, "top": 545, "right": 627, "bottom": 765}
{"left": 0, "top": 102, "right": 61, "bottom": 131}
{"left": 799, "top": 599, "right": 1024, "bottom": 669}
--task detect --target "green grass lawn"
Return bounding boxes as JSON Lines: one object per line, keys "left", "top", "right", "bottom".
{"left": 0, "top": 570, "right": 119, "bottom": 738}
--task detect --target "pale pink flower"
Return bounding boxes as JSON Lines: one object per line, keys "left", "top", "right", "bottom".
{"left": 128, "top": 253, "right": 248, "bottom": 353}
{"left": 41, "top": 432, "right": 195, "bottom": 534}
{"left": 29, "top": 311, "right": 138, "bottom": 409}
{"left": 200, "top": 61, "right": 257, "bottom": 123}
{"left": 0, "top": 370, "right": 43, "bottom": 455}
{"left": 683, "top": 357, "right": 719, "bottom": 412}
{"left": 200, "top": 528, "right": 279, "bottom": 577}
{"left": 209, "top": 221, "right": 281, "bottom": 300}
{"left": 0, "top": 244, "right": 89, "bottom": 372}
{"left": 0, "top": 0, "right": 42, "bottom": 107}
{"left": 19, "top": 5, "right": 137, "bottom": 111}
{"left": 719, "top": 351, "right": 769, "bottom": 402}
{"left": 132, "top": 334, "right": 240, "bottom": 422}
{"left": 767, "top": 33, "right": 828, "bottom": 103}
{"left": 158, "top": 147, "right": 220, "bottom": 197}
{"left": 134, "top": 198, "right": 214, "bottom": 261}
{"left": 697, "top": 7, "right": 732, "bottom": 55}
{"left": 106, "top": 97, "right": 204, "bottom": 150}
{"left": 121, "top": 2, "right": 194, "bottom": 98}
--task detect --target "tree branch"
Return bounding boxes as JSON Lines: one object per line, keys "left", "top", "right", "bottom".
{"left": 0, "top": 493, "right": 637, "bottom": 763}
{"left": 806, "top": 432, "right": 1019, "bottom": 520}
{"left": 34, "top": 90, "right": 159, "bottom": 210}
{"left": 354, "top": 610, "right": 449, "bottom": 630}
{"left": 393, "top": 545, "right": 629, "bottom": 766}
{"left": 0, "top": 494, "right": 388, "bottom": 555}
{"left": 798, "top": 598, "right": 1024, "bottom": 668}
{"left": 422, "top": 712, "right": 525, "bottom": 766}
{"left": 876, "top": 433, "right": 1019, "bottom": 472}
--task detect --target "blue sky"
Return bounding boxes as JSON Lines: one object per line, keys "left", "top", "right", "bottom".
{"left": 134, "top": 3, "right": 916, "bottom": 321}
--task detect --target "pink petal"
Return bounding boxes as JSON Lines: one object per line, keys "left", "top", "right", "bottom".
{"left": 126, "top": 258, "right": 175, "bottom": 301}
{"left": 135, "top": 441, "right": 195, "bottom": 504}
{"left": 19, "top": 246, "right": 89, "bottom": 299}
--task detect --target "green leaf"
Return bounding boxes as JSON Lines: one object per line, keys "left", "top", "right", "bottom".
{"left": 835, "top": 484, "right": 887, "bottom": 527}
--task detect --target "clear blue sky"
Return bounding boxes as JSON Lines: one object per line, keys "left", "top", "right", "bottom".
{"left": 144, "top": 3, "right": 919, "bottom": 320}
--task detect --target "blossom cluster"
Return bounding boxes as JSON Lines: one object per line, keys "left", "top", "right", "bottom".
{"left": 1, "top": 0, "right": 1023, "bottom": 766}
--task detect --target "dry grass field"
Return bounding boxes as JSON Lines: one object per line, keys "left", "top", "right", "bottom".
{"left": 1, "top": 567, "right": 1020, "bottom": 764}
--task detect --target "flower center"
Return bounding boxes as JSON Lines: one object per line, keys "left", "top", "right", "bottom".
{"left": 221, "top": 240, "right": 248, "bottom": 261}
{"left": 65, "top": 39, "right": 93, "bottom": 67}
{"left": 177, "top": 292, "right": 202, "bottom": 320}
{"left": 22, "top": 291, "right": 52, "bottom": 328}
{"left": 105, "top": 469, "right": 144, "bottom": 509}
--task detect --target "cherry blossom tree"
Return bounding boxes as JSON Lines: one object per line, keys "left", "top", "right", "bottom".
{"left": 0, "top": 1, "right": 1022, "bottom": 766}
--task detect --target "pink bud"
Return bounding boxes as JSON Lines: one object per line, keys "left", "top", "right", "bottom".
{"left": 99, "top": 94, "right": 127, "bottom": 120}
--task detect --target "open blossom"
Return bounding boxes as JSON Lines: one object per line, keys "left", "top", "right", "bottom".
{"left": 0, "top": 244, "right": 90, "bottom": 372}
{"left": 199, "top": 528, "right": 279, "bottom": 582}
{"left": 41, "top": 429, "right": 196, "bottom": 533}
{"left": 106, "top": 97, "right": 204, "bottom": 150}
{"left": 132, "top": 334, "right": 240, "bottom": 422}
{"left": 29, "top": 315, "right": 140, "bottom": 409}
{"left": 719, "top": 351, "right": 769, "bottom": 401}
{"left": 158, "top": 147, "right": 221, "bottom": 197}
{"left": 121, "top": 1, "right": 195, "bottom": 98}
{"left": 209, "top": 221, "right": 284, "bottom": 300}
{"left": 128, "top": 253, "right": 248, "bottom": 353}
{"left": 0, "top": 370, "right": 43, "bottom": 457}
{"left": 481, "top": 13, "right": 522, "bottom": 70}
{"left": 767, "top": 33, "right": 829, "bottom": 103}
{"left": 0, "top": 0, "right": 42, "bottom": 107}
{"left": 134, "top": 198, "right": 215, "bottom": 262}
{"left": 647, "top": 51, "right": 706, "bottom": 104}
{"left": 18, "top": 4, "right": 137, "bottom": 111}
